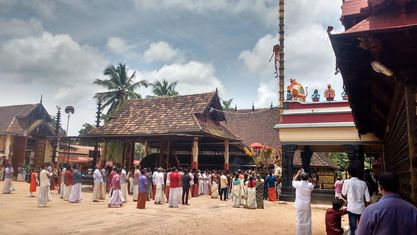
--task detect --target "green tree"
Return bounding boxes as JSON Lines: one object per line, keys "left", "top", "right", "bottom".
{"left": 150, "top": 79, "right": 178, "bottom": 97}
{"left": 328, "top": 152, "right": 349, "bottom": 171}
{"left": 221, "top": 98, "right": 233, "bottom": 110}
{"left": 78, "top": 123, "right": 95, "bottom": 136}
{"left": 93, "top": 63, "right": 148, "bottom": 116}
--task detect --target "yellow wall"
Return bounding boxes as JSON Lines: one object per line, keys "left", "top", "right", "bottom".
{"left": 279, "top": 127, "right": 379, "bottom": 143}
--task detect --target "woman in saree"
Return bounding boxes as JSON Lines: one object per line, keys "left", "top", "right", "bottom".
{"left": 232, "top": 173, "right": 243, "bottom": 208}
{"left": 255, "top": 174, "right": 264, "bottom": 209}
{"left": 246, "top": 176, "right": 257, "bottom": 209}
{"left": 210, "top": 173, "right": 219, "bottom": 199}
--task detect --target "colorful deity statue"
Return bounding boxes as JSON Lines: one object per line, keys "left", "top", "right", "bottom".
{"left": 286, "top": 90, "right": 292, "bottom": 100}
{"left": 311, "top": 89, "right": 320, "bottom": 102}
{"left": 324, "top": 84, "right": 336, "bottom": 101}
{"left": 287, "top": 79, "right": 308, "bottom": 102}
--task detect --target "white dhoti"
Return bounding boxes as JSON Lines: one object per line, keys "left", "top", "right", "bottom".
{"left": 133, "top": 184, "right": 138, "bottom": 201}
{"left": 17, "top": 173, "right": 24, "bottom": 181}
{"left": 92, "top": 182, "right": 101, "bottom": 201}
{"left": 129, "top": 178, "right": 134, "bottom": 194}
{"left": 232, "top": 185, "right": 241, "bottom": 208}
{"left": 169, "top": 187, "right": 179, "bottom": 208}
{"left": 155, "top": 185, "right": 164, "bottom": 203}
{"left": 296, "top": 207, "right": 312, "bottom": 235}
{"left": 198, "top": 181, "right": 204, "bottom": 195}
{"left": 60, "top": 182, "right": 65, "bottom": 198}
{"left": 2, "top": 178, "right": 13, "bottom": 193}
{"left": 100, "top": 182, "right": 106, "bottom": 200}
{"left": 247, "top": 187, "right": 257, "bottom": 209}
{"left": 69, "top": 183, "right": 82, "bottom": 203}
{"left": 120, "top": 183, "right": 128, "bottom": 202}
{"left": 38, "top": 185, "right": 49, "bottom": 207}
{"left": 108, "top": 189, "right": 124, "bottom": 206}
{"left": 177, "top": 187, "right": 183, "bottom": 204}
{"left": 63, "top": 185, "right": 72, "bottom": 201}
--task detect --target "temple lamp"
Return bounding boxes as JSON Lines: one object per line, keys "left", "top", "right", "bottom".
{"left": 65, "top": 106, "right": 75, "bottom": 164}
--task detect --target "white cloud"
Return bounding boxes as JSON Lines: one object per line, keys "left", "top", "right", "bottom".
{"left": 144, "top": 61, "right": 224, "bottom": 95}
{"left": 134, "top": 0, "right": 276, "bottom": 25}
{"left": 0, "top": 18, "right": 44, "bottom": 39}
{"left": 255, "top": 81, "right": 275, "bottom": 108}
{"left": 143, "top": 41, "right": 181, "bottom": 63}
{"left": 0, "top": 31, "right": 108, "bottom": 135}
{"left": 239, "top": 23, "right": 343, "bottom": 102}
{"left": 106, "top": 37, "right": 135, "bottom": 55}
{"left": 238, "top": 34, "right": 275, "bottom": 74}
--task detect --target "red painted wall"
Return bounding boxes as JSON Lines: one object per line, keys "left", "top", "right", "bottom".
{"left": 282, "top": 112, "right": 354, "bottom": 124}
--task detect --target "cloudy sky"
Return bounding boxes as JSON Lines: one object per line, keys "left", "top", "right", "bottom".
{"left": 0, "top": 0, "right": 344, "bottom": 135}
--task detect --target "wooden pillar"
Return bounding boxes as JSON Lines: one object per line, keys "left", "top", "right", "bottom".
{"left": 405, "top": 85, "right": 417, "bottom": 205}
{"left": 192, "top": 137, "right": 198, "bottom": 170}
{"left": 224, "top": 139, "right": 230, "bottom": 170}
{"left": 5, "top": 134, "right": 12, "bottom": 159}
{"left": 128, "top": 142, "right": 135, "bottom": 171}
{"left": 167, "top": 141, "right": 171, "bottom": 169}
{"left": 144, "top": 141, "right": 149, "bottom": 158}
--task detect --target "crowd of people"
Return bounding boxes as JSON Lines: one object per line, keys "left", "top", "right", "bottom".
{"left": 2, "top": 159, "right": 283, "bottom": 211}
{"left": 3, "top": 159, "right": 416, "bottom": 235}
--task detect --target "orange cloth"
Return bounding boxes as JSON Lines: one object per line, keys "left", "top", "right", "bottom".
{"left": 137, "top": 192, "right": 146, "bottom": 209}
{"left": 152, "top": 185, "right": 156, "bottom": 200}
{"left": 268, "top": 187, "right": 276, "bottom": 201}
{"left": 30, "top": 172, "right": 37, "bottom": 193}
{"left": 192, "top": 184, "right": 198, "bottom": 197}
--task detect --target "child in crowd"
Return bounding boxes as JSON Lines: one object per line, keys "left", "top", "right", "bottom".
{"left": 325, "top": 198, "right": 349, "bottom": 235}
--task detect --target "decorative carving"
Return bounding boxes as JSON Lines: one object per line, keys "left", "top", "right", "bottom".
{"left": 287, "top": 79, "right": 308, "bottom": 102}
{"left": 300, "top": 146, "right": 312, "bottom": 174}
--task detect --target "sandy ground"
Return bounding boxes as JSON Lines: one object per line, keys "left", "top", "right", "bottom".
{"left": 0, "top": 182, "right": 348, "bottom": 235}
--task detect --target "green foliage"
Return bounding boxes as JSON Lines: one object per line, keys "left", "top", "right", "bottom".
{"left": 93, "top": 63, "right": 148, "bottom": 116}
{"left": 150, "top": 80, "right": 178, "bottom": 97}
{"left": 329, "top": 152, "right": 349, "bottom": 171}
{"left": 78, "top": 123, "right": 95, "bottom": 136}
{"left": 221, "top": 98, "right": 233, "bottom": 110}
{"left": 104, "top": 141, "right": 124, "bottom": 163}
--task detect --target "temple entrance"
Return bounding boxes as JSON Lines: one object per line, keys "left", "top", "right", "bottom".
{"left": 275, "top": 100, "right": 382, "bottom": 201}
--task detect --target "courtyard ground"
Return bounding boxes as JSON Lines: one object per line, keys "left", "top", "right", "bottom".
{"left": 0, "top": 182, "right": 347, "bottom": 235}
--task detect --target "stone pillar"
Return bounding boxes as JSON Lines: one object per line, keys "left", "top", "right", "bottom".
{"left": 224, "top": 139, "right": 230, "bottom": 170}
{"left": 192, "top": 137, "right": 199, "bottom": 170}
{"left": 344, "top": 145, "right": 364, "bottom": 180}
{"left": 300, "top": 146, "right": 312, "bottom": 174}
{"left": 280, "top": 144, "right": 297, "bottom": 202}
{"left": 281, "top": 144, "right": 297, "bottom": 189}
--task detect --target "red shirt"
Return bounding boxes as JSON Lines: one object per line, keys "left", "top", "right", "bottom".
{"left": 170, "top": 172, "right": 180, "bottom": 188}
{"left": 65, "top": 170, "right": 73, "bottom": 186}
{"left": 325, "top": 208, "right": 347, "bottom": 235}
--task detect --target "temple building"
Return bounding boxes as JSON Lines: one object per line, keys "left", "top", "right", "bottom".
{"left": 329, "top": 0, "right": 417, "bottom": 204}
{"left": 87, "top": 91, "right": 241, "bottom": 170}
{"left": 0, "top": 103, "right": 54, "bottom": 171}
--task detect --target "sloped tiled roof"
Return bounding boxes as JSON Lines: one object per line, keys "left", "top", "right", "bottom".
{"left": 0, "top": 104, "right": 37, "bottom": 134}
{"left": 342, "top": 0, "right": 368, "bottom": 17}
{"left": 293, "top": 151, "right": 338, "bottom": 169}
{"left": 222, "top": 108, "right": 280, "bottom": 148}
{"left": 90, "top": 92, "right": 241, "bottom": 141}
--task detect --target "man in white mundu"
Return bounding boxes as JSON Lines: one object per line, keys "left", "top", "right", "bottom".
{"left": 292, "top": 169, "right": 314, "bottom": 235}
{"left": 38, "top": 164, "right": 52, "bottom": 207}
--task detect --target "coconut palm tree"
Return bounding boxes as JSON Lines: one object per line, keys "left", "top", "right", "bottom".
{"left": 221, "top": 98, "right": 233, "bottom": 110}
{"left": 93, "top": 63, "right": 148, "bottom": 115}
{"left": 151, "top": 79, "right": 179, "bottom": 97}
